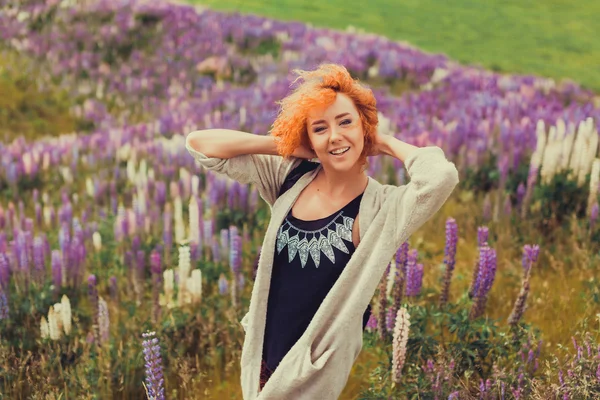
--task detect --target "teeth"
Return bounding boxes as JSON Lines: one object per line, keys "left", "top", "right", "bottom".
{"left": 330, "top": 147, "right": 349, "bottom": 155}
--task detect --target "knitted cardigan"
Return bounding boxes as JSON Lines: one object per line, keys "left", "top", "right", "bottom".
{"left": 185, "top": 135, "right": 459, "bottom": 399}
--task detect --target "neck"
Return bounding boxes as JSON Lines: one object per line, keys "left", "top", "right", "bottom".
{"left": 315, "top": 163, "right": 368, "bottom": 197}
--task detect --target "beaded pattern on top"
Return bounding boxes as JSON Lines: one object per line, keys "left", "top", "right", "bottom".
{"left": 275, "top": 211, "right": 355, "bottom": 268}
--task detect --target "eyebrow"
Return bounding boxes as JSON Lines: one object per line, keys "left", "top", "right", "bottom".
{"left": 310, "top": 113, "right": 351, "bottom": 126}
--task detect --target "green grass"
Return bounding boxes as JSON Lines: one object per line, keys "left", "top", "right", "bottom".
{"left": 189, "top": 0, "right": 600, "bottom": 92}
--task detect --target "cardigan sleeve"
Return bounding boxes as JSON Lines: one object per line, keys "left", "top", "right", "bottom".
{"left": 185, "top": 133, "right": 301, "bottom": 206}
{"left": 386, "top": 146, "right": 459, "bottom": 246}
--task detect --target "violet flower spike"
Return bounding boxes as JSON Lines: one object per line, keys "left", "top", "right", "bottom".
{"left": 142, "top": 331, "right": 166, "bottom": 400}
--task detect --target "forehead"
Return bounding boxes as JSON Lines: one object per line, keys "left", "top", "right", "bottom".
{"left": 306, "top": 93, "right": 358, "bottom": 122}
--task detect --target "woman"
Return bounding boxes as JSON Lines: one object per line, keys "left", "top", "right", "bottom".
{"left": 186, "top": 64, "right": 459, "bottom": 400}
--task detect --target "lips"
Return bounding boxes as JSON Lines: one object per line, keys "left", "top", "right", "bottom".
{"left": 329, "top": 146, "right": 350, "bottom": 155}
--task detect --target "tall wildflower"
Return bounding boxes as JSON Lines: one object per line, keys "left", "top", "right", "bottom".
{"left": 377, "top": 270, "right": 388, "bottom": 339}
{"left": 390, "top": 242, "right": 409, "bottom": 320}
{"left": 161, "top": 269, "right": 175, "bottom": 309}
{"left": 0, "top": 253, "right": 9, "bottom": 289}
{"left": 0, "top": 289, "right": 9, "bottom": 320}
{"left": 218, "top": 273, "right": 228, "bottom": 295}
{"left": 177, "top": 245, "right": 191, "bottom": 306}
{"left": 88, "top": 274, "right": 99, "bottom": 342}
{"left": 61, "top": 294, "right": 72, "bottom": 335}
{"left": 142, "top": 331, "right": 166, "bottom": 400}
{"left": 470, "top": 245, "right": 497, "bottom": 319}
{"left": 98, "top": 296, "right": 109, "bottom": 345}
{"left": 405, "top": 250, "right": 423, "bottom": 297}
{"left": 509, "top": 244, "right": 540, "bottom": 329}
{"left": 188, "top": 196, "right": 201, "bottom": 246}
{"left": 469, "top": 226, "right": 489, "bottom": 298}
{"left": 188, "top": 269, "right": 202, "bottom": 304}
{"left": 391, "top": 306, "right": 411, "bottom": 384}
{"left": 440, "top": 218, "right": 458, "bottom": 307}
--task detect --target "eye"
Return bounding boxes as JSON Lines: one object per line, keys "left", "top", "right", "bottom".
{"left": 341, "top": 119, "right": 351, "bottom": 125}
{"left": 314, "top": 127, "right": 325, "bottom": 133}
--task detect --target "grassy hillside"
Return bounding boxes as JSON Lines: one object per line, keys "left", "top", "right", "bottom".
{"left": 190, "top": 0, "right": 600, "bottom": 92}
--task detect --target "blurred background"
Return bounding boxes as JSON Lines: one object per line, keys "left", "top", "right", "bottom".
{"left": 0, "top": 0, "right": 599, "bottom": 399}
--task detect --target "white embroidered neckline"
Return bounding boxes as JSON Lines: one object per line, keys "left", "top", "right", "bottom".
{"left": 276, "top": 211, "right": 355, "bottom": 268}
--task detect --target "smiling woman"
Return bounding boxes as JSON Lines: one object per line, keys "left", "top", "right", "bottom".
{"left": 185, "top": 63, "right": 459, "bottom": 399}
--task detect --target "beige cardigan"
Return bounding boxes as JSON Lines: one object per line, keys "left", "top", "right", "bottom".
{"left": 185, "top": 135, "right": 459, "bottom": 399}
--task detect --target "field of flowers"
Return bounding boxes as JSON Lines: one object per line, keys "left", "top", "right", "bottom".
{"left": 0, "top": 0, "right": 599, "bottom": 399}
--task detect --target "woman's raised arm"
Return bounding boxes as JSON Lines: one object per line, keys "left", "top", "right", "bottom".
{"left": 185, "top": 129, "right": 302, "bottom": 206}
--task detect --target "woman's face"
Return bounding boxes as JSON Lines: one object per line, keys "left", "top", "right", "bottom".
{"left": 306, "top": 92, "right": 365, "bottom": 172}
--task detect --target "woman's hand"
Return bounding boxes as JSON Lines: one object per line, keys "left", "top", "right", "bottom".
{"left": 291, "top": 143, "right": 317, "bottom": 159}
{"left": 367, "top": 132, "right": 391, "bottom": 157}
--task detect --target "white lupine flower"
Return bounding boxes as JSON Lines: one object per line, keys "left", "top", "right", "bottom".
{"left": 48, "top": 306, "right": 61, "bottom": 341}
{"left": 92, "top": 232, "right": 102, "bottom": 252}
{"left": 530, "top": 120, "right": 547, "bottom": 171}
{"left": 177, "top": 246, "right": 191, "bottom": 307}
{"left": 61, "top": 295, "right": 72, "bottom": 335}
{"left": 392, "top": 307, "right": 411, "bottom": 384}
{"left": 174, "top": 197, "right": 185, "bottom": 244}
{"left": 85, "top": 177, "right": 95, "bottom": 197}
{"left": 59, "top": 166, "right": 73, "bottom": 183}
{"left": 559, "top": 120, "right": 576, "bottom": 171}
{"left": 191, "top": 176, "right": 199, "bottom": 197}
{"left": 98, "top": 296, "right": 109, "bottom": 344}
{"left": 126, "top": 159, "right": 136, "bottom": 183}
{"left": 53, "top": 303, "right": 63, "bottom": 333}
{"left": 588, "top": 159, "right": 600, "bottom": 216}
{"left": 161, "top": 269, "right": 175, "bottom": 309}
{"left": 188, "top": 269, "right": 202, "bottom": 304}
{"left": 43, "top": 204, "right": 52, "bottom": 226}
{"left": 189, "top": 197, "right": 200, "bottom": 245}
{"left": 41, "top": 316, "right": 49, "bottom": 339}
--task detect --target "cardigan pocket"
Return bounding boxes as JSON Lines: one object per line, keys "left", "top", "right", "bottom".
{"left": 305, "top": 346, "right": 335, "bottom": 371}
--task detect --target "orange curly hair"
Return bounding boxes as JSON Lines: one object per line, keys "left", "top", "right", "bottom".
{"left": 269, "top": 63, "right": 378, "bottom": 168}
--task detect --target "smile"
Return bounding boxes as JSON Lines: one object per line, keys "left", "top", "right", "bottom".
{"left": 329, "top": 147, "right": 350, "bottom": 155}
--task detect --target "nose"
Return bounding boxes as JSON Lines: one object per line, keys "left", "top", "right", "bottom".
{"left": 330, "top": 125, "right": 342, "bottom": 143}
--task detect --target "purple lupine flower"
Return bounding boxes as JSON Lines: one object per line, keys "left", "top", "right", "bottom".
{"left": 385, "top": 306, "right": 395, "bottom": 332}
{"left": 405, "top": 250, "right": 423, "bottom": 297}
{"left": 440, "top": 218, "right": 458, "bottom": 307}
{"left": 142, "top": 331, "right": 166, "bottom": 400}
{"left": 522, "top": 244, "right": 540, "bottom": 272}
{"left": 220, "top": 228, "right": 229, "bottom": 260}
{"left": 33, "top": 236, "right": 45, "bottom": 284}
{"left": 365, "top": 313, "right": 377, "bottom": 331}
{"left": 395, "top": 242, "right": 409, "bottom": 275}
{"left": 218, "top": 273, "right": 228, "bottom": 295}
{"left": 470, "top": 246, "right": 497, "bottom": 319}
{"left": 49, "top": 247, "right": 61, "bottom": 284}
{"left": 0, "top": 289, "right": 9, "bottom": 320}
{"left": 211, "top": 236, "right": 221, "bottom": 263}
{"left": 590, "top": 202, "right": 598, "bottom": 230}
{"left": 477, "top": 226, "right": 489, "bottom": 247}
{"left": 448, "top": 392, "right": 459, "bottom": 400}
{"left": 229, "top": 233, "right": 242, "bottom": 275}
{"left": 88, "top": 274, "right": 99, "bottom": 342}
{"left": 0, "top": 253, "right": 9, "bottom": 288}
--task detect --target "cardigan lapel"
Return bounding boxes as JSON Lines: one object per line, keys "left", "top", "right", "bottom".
{"left": 242, "top": 164, "right": 322, "bottom": 398}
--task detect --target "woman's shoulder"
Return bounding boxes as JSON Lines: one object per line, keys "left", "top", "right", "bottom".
{"left": 277, "top": 159, "right": 320, "bottom": 197}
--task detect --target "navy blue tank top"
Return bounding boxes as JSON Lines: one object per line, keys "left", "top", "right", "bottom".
{"left": 262, "top": 160, "right": 373, "bottom": 372}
